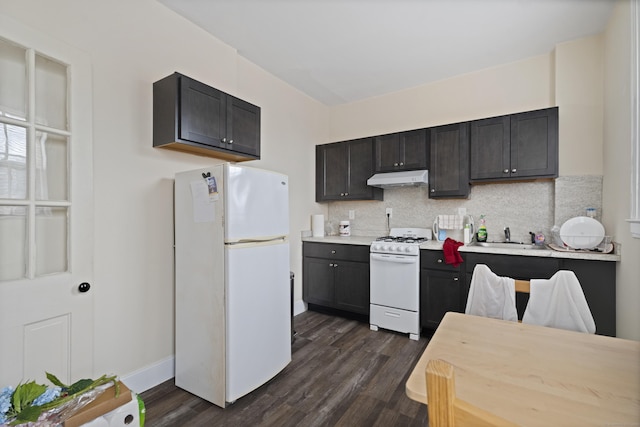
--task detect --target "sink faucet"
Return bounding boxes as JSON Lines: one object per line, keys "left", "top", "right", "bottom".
{"left": 504, "top": 227, "right": 511, "bottom": 243}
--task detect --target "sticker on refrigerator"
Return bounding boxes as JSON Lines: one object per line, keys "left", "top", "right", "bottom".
{"left": 190, "top": 180, "right": 215, "bottom": 223}
{"left": 203, "top": 172, "right": 219, "bottom": 201}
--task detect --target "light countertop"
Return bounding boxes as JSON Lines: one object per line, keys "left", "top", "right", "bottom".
{"left": 405, "top": 312, "right": 640, "bottom": 425}
{"left": 301, "top": 235, "right": 620, "bottom": 262}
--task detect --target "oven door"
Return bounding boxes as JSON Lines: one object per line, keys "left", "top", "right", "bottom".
{"left": 370, "top": 252, "right": 419, "bottom": 311}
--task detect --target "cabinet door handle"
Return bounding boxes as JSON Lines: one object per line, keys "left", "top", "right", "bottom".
{"left": 228, "top": 139, "right": 233, "bottom": 144}
{"left": 503, "top": 169, "right": 509, "bottom": 173}
{"left": 329, "top": 263, "right": 334, "bottom": 267}
{"left": 331, "top": 250, "right": 336, "bottom": 254}
{"left": 222, "top": 137, "right": 227, "bottom": 143}
{"left": 431, "top": 188, "right": 435, "bottom": 193}
{"left": 511, "top": 168, "right": 517, "bottom": 173}
{"left": 394, "top": 162, "right": 399, "bottom": 166}
{"left": 399, "top": 162, "right": 404, "bottom": 166}
{"left": 333, "top": 263, "right": 338, "bottom": 268}
{"left": 437, "top": 259, "right": 443, "bottom": 263}
{"left": 453, "top": 277, "right": 459, "bottom": 281}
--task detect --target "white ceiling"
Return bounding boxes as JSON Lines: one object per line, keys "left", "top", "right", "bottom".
{"left": 158, "top": 0, "right": 614, "bottom": 106}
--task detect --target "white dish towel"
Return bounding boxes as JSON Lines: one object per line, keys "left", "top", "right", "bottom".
{"left": 465, "top": 264, "right": 518, "bottom": 321}
{"left": 522, "top": 270, "right": 596, "bottom": 334}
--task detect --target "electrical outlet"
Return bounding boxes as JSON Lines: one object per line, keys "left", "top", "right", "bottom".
{"left": 349, "top": 210, "right": 355, "bottom": 220}
{"left": 386, "top": 207, "right": 393, "bottom": 218}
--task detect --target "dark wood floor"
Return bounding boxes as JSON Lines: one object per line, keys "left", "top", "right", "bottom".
{"left": 140, "top": 310, "right": 430, "bottom": 426}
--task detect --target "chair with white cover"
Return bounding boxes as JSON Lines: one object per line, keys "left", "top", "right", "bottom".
{"left": 465, "top": 264, "right": 518, "bottom": 321}
{"left": 425, "top": 359, "right": 516, "bottom": 427}
{"left": 522, "top": 270, "right": 596, "bottom": 334}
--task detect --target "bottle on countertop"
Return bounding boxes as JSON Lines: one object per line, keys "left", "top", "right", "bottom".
{"left": 464, "top": 224, "right": 471, "bottom": 245}
{"left": 477, "top": 215, "right": 487, "bottom": 242}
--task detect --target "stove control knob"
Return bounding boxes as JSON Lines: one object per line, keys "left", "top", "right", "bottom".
{"left": 404, "top": 246, "right": 413, "bottom": 253}
{"left": 383, "top": 245, "right": 390, "bottom": 251}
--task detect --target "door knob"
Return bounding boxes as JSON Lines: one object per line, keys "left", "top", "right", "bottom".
{"left": 78, "top": 282, "right": 91, "bottom": 293}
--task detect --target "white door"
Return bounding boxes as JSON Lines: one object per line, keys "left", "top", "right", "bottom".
{"left": 0, "top": 15, "right": 94, "bottom": 386}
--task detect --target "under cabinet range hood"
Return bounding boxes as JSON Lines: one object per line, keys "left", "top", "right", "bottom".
{"left": 367, "top": 170, "right": 429, "bottom": 188}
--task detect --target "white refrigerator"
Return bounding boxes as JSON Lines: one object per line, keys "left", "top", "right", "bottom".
{"left": 174, "top": 163, "right": 291, "bottom": 408}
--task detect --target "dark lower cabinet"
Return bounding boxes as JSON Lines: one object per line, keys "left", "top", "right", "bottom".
{"left": 463, "top": 253, "right": 616, "bottom": 336}
{"left": 303, "top": 242, "right": 370, "bottom": 316}
{"left": 420, "top": 250, "right": 466, "bottom": 330}
{"left": 561, "top": 259, "right": 616, "bottom": 337}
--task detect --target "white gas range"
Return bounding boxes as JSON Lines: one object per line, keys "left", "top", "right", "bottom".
{"left": 369, "top": 227, "right": 431, "bottom": 340}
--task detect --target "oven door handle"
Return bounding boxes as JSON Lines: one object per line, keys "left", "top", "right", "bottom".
{"left": 370, "top": 253, "right": 418, "bottom": 264}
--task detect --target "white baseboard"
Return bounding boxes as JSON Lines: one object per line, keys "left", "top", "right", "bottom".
{"left": 294, "top": 299, "right": 307, "bottom": 316}
{"left": 120, "top": 355, "right": 175, "bottom": 394}
{"left": 121, "top": 304, "right": 307, "bottom": 394}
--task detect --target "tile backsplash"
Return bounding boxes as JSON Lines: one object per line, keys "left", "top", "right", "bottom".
{"left": 326, "top": 175, "right": 604, "bottom": 244}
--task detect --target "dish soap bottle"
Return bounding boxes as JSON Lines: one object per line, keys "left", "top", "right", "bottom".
{"left": 477, "top": 215, "right": 487, "bottom": 242}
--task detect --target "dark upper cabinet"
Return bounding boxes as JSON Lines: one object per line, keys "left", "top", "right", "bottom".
{"left": 470, "top": 107, "right": 558, "bottom": 181}
{"left": 316, "top": 137, "right": 383, "bottom": 202}
{"left": 374, "top": 129, "right": 428, "bottom": 172}
{"left": 429, "top": 122, "right": 470, "bottom": 198}
{"left": 153, "top": 72, "right": 260, "bottom": 162}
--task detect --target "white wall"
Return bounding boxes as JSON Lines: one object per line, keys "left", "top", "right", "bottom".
{"left": 555, "top": 35, "right": 604, "bottom": 176}
{"left": 0, "top": 0, "right": 328, "bottom": 388}
{"left": 603, "top": 0, "right": 640, "bottom": 341}
{"left": 329, "top": 53, "right": 554, "bottom": 142}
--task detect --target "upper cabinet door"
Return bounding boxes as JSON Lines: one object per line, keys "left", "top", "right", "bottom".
{"left": 510, "top": 107, "right": 558, "bottom": 179}
{"left": 226, "top": 95, "right": 261, "bottom": 157}
{"left": 316, "top": 142, "right": 348, "bottom": 201}
{"left": 180, "top": 75, "right": 226, "bottom": 147}
{"left": 400, "top": 129, "right": 429, "bottom": 171}
{"left": 347, "top": 137, "right": 380, "bottom": 199}
{"left": 470, "top": 107, "right": 558, "bottom": 182}
{"left": 375, "top": 133, "right": 401, "bottom": 172}
{"left": 374, "top": 129, "right": 428, "bottom": 172}
{"left": 470, "top": 115, "right": 510, "bottom": 180}
{"left": 429, "top": 123, "right": 470, "bottom": 198}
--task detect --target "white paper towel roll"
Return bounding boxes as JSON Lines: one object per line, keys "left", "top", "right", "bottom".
{"left": 312, "top": 214, "right": 325, "bottom": 237}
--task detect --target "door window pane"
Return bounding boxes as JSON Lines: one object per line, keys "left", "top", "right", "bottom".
{"left": 35, "top": 54, "right": 67, "bottom": 130}
{"left": 0, "top": 207, "right": 27, "bottom": 280}
{"left": 0, "top": 38, "right": 26, "bottom": 121}
{"left": 35, "top": 206, "right": 67, "bottom": 276}
{"left": 36, "top": 131, "right": 68, "bottom": 201}
{"left": 0, "top": 124, "right": 27, "bottom": 200}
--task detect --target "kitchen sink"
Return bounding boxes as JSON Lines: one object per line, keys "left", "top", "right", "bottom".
{"left": 471, "top": 241, "right": 544, "bottom": 250}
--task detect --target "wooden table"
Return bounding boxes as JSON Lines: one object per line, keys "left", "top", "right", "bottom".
{"left": 406, "top": 312, "right": 640, "bottom": 426}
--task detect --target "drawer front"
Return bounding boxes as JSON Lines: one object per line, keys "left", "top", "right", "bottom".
{"left": 303, "top": 242, "right": 369, "bottom": 262}
{"left": 420, "top": 249, "right": 462, "bottom": 272}
{"left": 370, "top": 304, "right": 420, "bottom": 335}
